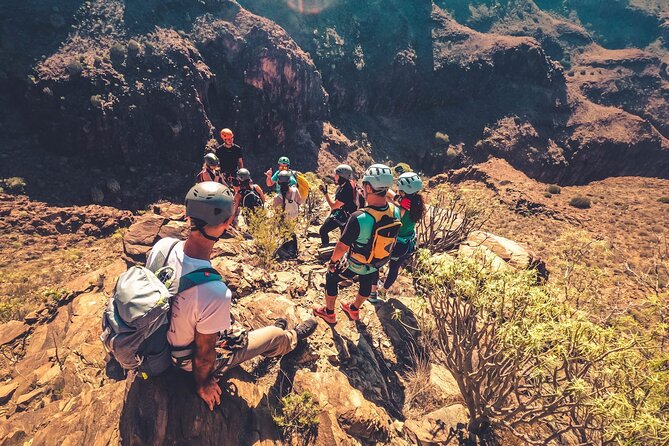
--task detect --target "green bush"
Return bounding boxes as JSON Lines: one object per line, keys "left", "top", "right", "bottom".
{"left": 569, "top": 196, "right": 591, "bottom": 209}
{"left": 434, "top": 131, "right": 450, "bottom": 145}
{"left": 543, "top": 192, "right": 552, "bottom": 198}
{"left": 658, "top": 197, "right": 669, "bottom": 204}
{"left": 109, "top": 43, "right": 126, "bottom": 61}
{"left": 246, "top": 207, "right": 296, "bottom": 268}
{"left": 66, "top": 60, "right": 83, "bottom": 77}
{"left": 273, "top": 392, "right": 320, "bottom": 444}
{"left": 413, "top": 252, "right": 669, "bottom": 444}
{"left": 127, "top": 39, "right": 141, "bottom": 55}
{"left": 90, "top": 95, "right": 104, "bottom": 109}
{"left": 547, "top": 184, "right": 561, "bottom": 194}
{"left": 1, "top": 177, "right": 26, "bottom": 193}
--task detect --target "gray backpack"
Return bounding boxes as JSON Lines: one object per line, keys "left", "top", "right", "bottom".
{"left": 100, "top": 240, "right": 222, "bottom": 378}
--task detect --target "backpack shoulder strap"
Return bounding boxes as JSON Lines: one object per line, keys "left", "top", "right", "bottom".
{"left": 163, "top": 240, "right": 181, "bottom": 268}
{"left": 177, "top": 267, "right": 222, "bottom": 293}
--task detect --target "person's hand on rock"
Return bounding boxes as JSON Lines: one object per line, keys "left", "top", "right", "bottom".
{"left": 197, "top": 377, "right": 222, "bottom": 411}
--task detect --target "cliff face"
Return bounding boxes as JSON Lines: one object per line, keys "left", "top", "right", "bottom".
{"left": 1, "top": 0, "right": 669, "bottom": 206}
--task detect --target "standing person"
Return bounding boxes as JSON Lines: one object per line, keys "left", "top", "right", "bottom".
{"left": 318, "top": 164, "right": 359, "bottom": 247}
{"left": 234, "top": 168, "right": 265, "bottom": 212}
{"left": 369, "top": 172, "right": 425, "bottom": 302}
{"left": 313, "top": 164, "right": 401, "bottom": 324}
{"left": 265, "top": 156, "right": 297, "bottom": 192}
{"left": 272, "top": 170, "right": 303, "bottom": 259}
{"left": 215, "top": 128, "right": 244, "bottom": 186}
{"left": 272, "top": 170, "right": 303, "bottom": 220}
{"left": 196, "top": 153, "right": 224, "bottom": 184}
{"left": 145, "top": 182, "right": 317, "bottom": 411}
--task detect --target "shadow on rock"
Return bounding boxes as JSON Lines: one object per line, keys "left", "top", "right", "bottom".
{"left": 120, "top": 367, "right": 281, "bottom": 446}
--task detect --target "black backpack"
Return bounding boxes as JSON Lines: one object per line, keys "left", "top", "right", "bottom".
{"left": 239, "top": 186, "right": 263, "bottom": 209}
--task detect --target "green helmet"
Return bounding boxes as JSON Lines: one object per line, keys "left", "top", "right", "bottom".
{"left": 236, "top": 168, "right": 251, "bottom": 182}
{"left": 185, "top": 182, "right": 235, "bottom": 226}
{"left": 204, "top": 153, "right": 219, "bottom": 167}
{"left": 335, "top": 164, "right": 353, "bottom": 180}
{"left": 277, "top": 156, "right": 291, "bottom": 166}
{"left": 397, "top": 172, "right": 423, "bottom": 194}
{"left": 277, "top": 170, "right": 292, "bottom": 185}
{"left": 362, "top": 164, "right": 394, "bottom": 192}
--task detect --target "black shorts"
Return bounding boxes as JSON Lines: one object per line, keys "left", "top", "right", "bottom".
{"left": 325, "top": 266, "right": 376, "bottom": 298}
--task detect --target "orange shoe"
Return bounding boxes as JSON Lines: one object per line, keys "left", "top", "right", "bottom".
{"left": 313, "top": 306, "right": 337, "bottom": 325}
{"left": 341, "top": 301, "right": 360, "bottom": 321}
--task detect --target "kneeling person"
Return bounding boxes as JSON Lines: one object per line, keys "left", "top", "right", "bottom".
{"left": 146, "top": 182, "right": 316, "bottom": 411}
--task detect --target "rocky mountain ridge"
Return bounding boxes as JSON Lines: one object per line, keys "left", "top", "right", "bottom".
{"left": 1, "top": 0, "right": 668, "bottom": 207}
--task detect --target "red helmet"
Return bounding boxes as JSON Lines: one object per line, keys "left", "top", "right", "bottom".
{"left": 220, "top": 128, "right": 234, "bottom": 140}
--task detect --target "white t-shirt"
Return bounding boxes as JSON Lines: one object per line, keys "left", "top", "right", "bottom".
{"left": 145, "top": 238, "right": 232, "bottom": 370}
{"left": 272, "top": 186, "right": 303, "bottom": 219}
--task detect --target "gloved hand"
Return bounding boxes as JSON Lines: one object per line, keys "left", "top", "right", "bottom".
{"left": 319, "top": 184, "right": 328, "bottom": 195}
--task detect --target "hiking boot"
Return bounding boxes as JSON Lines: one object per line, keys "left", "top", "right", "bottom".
{"left": 295, "top": 319, "right": 318, "bottom": 340}
{"left": 341, "top": 301, "right": 360, "bottom": 321}
{"left": 313, "top": 306, "right": 337, "bottom": 325}
{"left": 273, "top": 318, "right": 288, "bottom": 330}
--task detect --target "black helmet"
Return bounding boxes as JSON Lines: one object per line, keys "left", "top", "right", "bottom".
{"left": 204, "top": 153, "right": 219, "bottom": 167}
{"left": 185, "top": 182, "right": 235, "bottom": 226}
{"left": 335, "top": 164, "right": 353, "bottom": 180}
{"left": 236, "top": 168, "right": 251, "bottom": 182}
{"left": 277, "top": 170, "right": 292, "bottom": 185}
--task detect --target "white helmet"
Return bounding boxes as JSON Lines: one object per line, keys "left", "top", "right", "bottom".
{"left": 362, "top": 164, "right": 394, "bottom": 192}
{"left": 397, "top": 172, "right": 423, "bottom": 194}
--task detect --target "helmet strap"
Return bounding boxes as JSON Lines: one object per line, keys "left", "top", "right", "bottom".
{"left": 198, "top": 226, "right": 221, "bottom": 242}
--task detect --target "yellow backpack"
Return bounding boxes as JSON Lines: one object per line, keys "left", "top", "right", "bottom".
{"left": 349, "top": 204, "right": 402, "bottom": 269}
{"left": 294, "top": 171, "right": 311, "bottom": 199}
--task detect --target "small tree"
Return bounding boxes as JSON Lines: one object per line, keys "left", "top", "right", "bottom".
{"left": 416, "top": 187, "right": 491, "bottom": 253}
{"left": 246, "top": 207, "right": 296, "bottom": 268}
{"left": 273, "top": 391, "right": 320, "bottom": 445}
{"left": 413, "top": 251, "right": 669, "bottom": 445}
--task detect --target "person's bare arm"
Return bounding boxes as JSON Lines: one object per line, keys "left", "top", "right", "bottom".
{"left": 255, "top": 184, "right": 266, "bottom": 202}
{"left": 193, "top": 330, "right": 222, "bottom": 411}
{"left": 265, "top": 169, "right": 274, "bottom": 187}
{"left": 238, "top": 157, "right": 244, "bottom": 169}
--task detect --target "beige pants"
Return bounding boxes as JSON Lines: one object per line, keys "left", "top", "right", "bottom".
{"left": 215, "top": 326, "right": 297, "bottom": 376}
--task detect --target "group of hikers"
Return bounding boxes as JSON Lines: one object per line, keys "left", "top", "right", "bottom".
{"left": 103, "top": 128, "right": 426, "bottom": 411}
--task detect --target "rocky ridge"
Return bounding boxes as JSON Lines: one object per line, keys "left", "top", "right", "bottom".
{"left": 2, "top": 0, "right": 669, "bottom": 208}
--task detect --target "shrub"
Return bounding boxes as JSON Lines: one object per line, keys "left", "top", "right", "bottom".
{"left": 569, "top": 196, "right": 591, "bottom": 209}
{"left": 547, "top": 184, "right": 561, "bottom": 194}
{"left": 66, "top": 60, "right": 83, "bottom": 77}
{"left": 416, "top": 187, "right": 491, "bottom": 253}
{"left": 273, "top": 392, "right": 320, "bottom": 445}
{"left": 109, "top": 43, "right": 126, "bottom": 61}
{"left": 1, "top": 177, "right": 26, "bottom": 193}
{"left": 246, "top": 206, "right": 296, "bottom": 268}
{"left": 543, "top": 192, "right": 552, "bottom": 198}
{"left": 90, "top": 95, "right": 104, "bottom": 109}
{"left": 127, "top": 39, "right": 141, "bottom": 56}
{"left": 658, "top": 197, "right": 669, "bottom": 204}
{"left": 434, "top": 131, "right": 450, "bottom": 145}
{"left": 413, "top": 252, "right": 669, "bottom": 445}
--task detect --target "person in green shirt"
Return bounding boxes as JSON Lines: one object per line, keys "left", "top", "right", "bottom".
{"left": 369, "top": 172, "right": 425, "bottom": 302}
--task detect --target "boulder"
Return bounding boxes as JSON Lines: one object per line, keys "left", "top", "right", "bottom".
{"left": 404, "top": 404, "right": 468, "bottom": 445}
{"left": 0, "top": 320, "right": 30, "bottom": 346}
{"left": 123, "top": 214, "right": 166, "bottom": 247}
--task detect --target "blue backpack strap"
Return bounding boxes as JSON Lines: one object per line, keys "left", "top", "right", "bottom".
{"left": 177, "top": 268, "right": 222, "bottom": 293}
